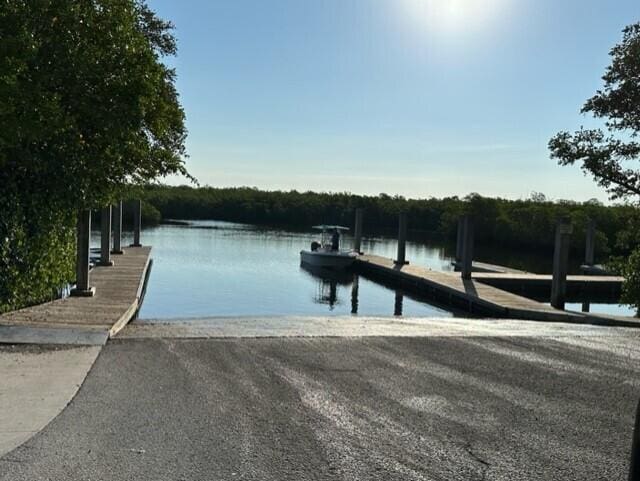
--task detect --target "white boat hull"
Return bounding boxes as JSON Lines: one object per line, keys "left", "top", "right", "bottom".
{"left": 300, "top": 250, "right": 357, "bottom": 268}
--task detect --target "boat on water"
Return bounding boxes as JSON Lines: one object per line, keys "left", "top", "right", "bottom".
{"left": 300, "top": 225, "right": 358, "bottom": 269}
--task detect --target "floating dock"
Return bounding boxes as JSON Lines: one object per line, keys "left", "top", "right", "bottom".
{"left": 0, "top": 246, "right": 152, "bottom": 345}
{"left": 472, "top": 272, "right": 622, "bottom": 301}
{"left": 355, "top": 254, "right": 636, "bottom": 327}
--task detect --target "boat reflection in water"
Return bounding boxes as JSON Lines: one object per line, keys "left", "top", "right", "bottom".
{"left": 299, "top": 263, "right": 360, "bottom": 314}
{"left": 299, "top": 264, "right": 418, "bottom": 317}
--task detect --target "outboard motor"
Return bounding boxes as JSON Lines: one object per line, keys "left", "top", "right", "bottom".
{"left": 311, "top": 241, "right": 321, "bottom": 252}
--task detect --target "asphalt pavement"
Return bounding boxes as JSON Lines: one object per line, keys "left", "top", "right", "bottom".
{"left": 1, "top": 327, "right": 639, "bottom": 480}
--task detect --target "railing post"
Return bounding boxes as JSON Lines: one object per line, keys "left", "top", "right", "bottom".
{"left": 70, "top": 209, "right": 95, "bottom": 297}
{"left": 130, "top": 199, "right": 142, "bottom": 247}
{"left": 112, "top": 200, "right": 124, "bottom": 255}
{"left": 585, "top": 219, "right": 596, "bottom": 266}
{"left": 353, "top": 208, "right": 363, "bottom": 254}
{"left": 97, "top": 206, "right": 114, "bottom": 266}
{"left": 551, "top": 217, "right": 573, "bottom": 310}
{"left": 455, "top": 217, "right": 464, "bottom": 263}
{"left": 461, "top": 215, "right": 474, "bottom": 280}
{"left": 394, "top": 212, "right": 409, "bottom": 265}
{"left": 629, "top": 398, "right": 640, "bottom": 481}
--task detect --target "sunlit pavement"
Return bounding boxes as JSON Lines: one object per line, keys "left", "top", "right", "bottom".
{"left": 0, "top": 345, "right": 100, "bottom": 458}
{"left": 1, "top": 318, "right": 639, "bottom": 480}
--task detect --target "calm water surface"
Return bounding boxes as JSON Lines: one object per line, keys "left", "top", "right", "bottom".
{"left": 135, "top": 220, "right": 456, "bottom": 319}
{"left": 104, "top": 220, "right": 630, "bottom": 319}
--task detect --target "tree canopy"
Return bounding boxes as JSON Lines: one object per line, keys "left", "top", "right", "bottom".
{"left": 0, "top": 1, "right": 189, "bottom": 312}
{"left": 549, "top": 23, "right": 640, "bottom": 200}
{"left": 0, "top": 0, "right": 189, "bottom": 210}
{"left": 550, "top": 22, "right": 640, "bottom": 312}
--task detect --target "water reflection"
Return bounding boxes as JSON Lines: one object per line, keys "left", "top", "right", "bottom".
{"left": 118, "top": 221, "right": 462, "bottom": 319}
{"left": 300, "top": 264, "right": 422, "bottom": 318}
{"left": 88, "top": 221, "right": 633, "bottom": 319}
{"left": 351, "top": 276, "right": 359, "bottom": 315}
{"left": 300, "top": 263, "right": 354, "bottom": 311}
{"left": 394, "top": 290, "right": 404, "bottom": 317}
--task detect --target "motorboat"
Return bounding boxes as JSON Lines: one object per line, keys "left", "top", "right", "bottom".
{"left": 300, "top": 225, "right": 358, "bottom": 269}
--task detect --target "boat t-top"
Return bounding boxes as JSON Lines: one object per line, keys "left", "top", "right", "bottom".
{"left": 300, "top": 225, "right": 358, "bottom": 269}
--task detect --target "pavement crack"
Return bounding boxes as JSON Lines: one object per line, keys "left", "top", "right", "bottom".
{"left": 465, "top": 442, "right": 490, "bottom": 480}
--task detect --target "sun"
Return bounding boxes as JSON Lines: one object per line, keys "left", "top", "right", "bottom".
{"left": 401, "top": 0, "right": 510, "bottom": 37}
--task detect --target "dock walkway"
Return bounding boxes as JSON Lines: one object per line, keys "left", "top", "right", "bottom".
{"left": 355, "top": 254, "right": 637, "bottom": 327}
{"left": 451, "top": 260, "right": 527, "bottom": 274}
{"left": 0, "top": 246, "right": 152, "bottom": 345}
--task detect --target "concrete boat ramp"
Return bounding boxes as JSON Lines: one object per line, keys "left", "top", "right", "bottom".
{"left": 2, "top": 325, "right": 640, "bottom": 480}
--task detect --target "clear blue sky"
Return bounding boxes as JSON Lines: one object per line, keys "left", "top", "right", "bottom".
{"left": 149, "top": 0, "right": 639, "bottom": 201}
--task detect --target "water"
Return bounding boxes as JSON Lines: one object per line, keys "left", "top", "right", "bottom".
{"left": 97, "top": 220, "right": 631, "bottom": 319}
{"left": 563, "top": 302, "right": 637, "bottom": 317}
{"left": 135, "top": 220, "right": 457, "bottom": 319}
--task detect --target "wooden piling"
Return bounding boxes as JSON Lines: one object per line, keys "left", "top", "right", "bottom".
{"left": 551, "top": 218, "right": 572, "bottom": 309}
{"left": 585, "top": 219, "right": 596, "bottom": 266}
{"left": 98, "top": 206, "right": 114, "bottom": 266}
{"left": 131, "top": 199, "right": 142, "bottom": 247}
{"left": 70, "top": 209, "right": 95, "bottom": 297}
{"left": 461, "top": 215, "right": 474, "bottom": 280}
{"left": 395, "top": 212, "right": 409, "bottom": 265}
{"left": 354, "top": 208, "right": 363, "bottom": 254}
{"left": 112, "top": 201, "right": 124, "bottom": 254}
{"left": 455, "top": 217, "right": 463, "bottom": 263}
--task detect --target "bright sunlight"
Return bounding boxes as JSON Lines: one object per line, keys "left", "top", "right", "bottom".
{"left": 400, "top": 0, "right": 511, "bottom": 37}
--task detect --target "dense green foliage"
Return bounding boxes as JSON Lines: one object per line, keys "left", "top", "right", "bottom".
{"left": 550, "top": 22, "right": 640, "bottom": 310}
{"left": 0, "top": 1, "right": 188, "bottom": 313}
{"left": 550, "top": 23, "right": 640, "bottom": 200}
{"left": 144, "top": 185, "right": 636, "bottom": 260}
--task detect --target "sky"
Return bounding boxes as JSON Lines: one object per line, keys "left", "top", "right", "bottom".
{"left": 148, "top": 0, "right": 639, "bottom": 201}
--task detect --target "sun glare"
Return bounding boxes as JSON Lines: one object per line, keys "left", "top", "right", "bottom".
{"left": 401, "top": 0, "right": 510, "bottom": 37}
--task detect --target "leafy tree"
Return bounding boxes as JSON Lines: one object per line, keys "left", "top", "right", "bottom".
{"left": 549, "top": 23, "right": 640, "bottom": 199}
{"left": 0, "top": 0, "right": 190, "bottom": 209}
{"left": 549, "top": 22, "right": 640, "bottom": 311}
{"left": 0, "top": 1, "right": 189, "bottom": 312}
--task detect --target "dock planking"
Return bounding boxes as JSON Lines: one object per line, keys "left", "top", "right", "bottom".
{"left": 355, "top": 254, "right": 638, "bottom": 327}
{"left": 0, "top": 246, "right": 152, "bottom": 345}
{"left": 451, "top": 260, "right": 527, "bottom": 274}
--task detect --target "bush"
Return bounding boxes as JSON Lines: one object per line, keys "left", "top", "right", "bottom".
{"left": 0, "top": 194, "right": 75, "bottom": 314}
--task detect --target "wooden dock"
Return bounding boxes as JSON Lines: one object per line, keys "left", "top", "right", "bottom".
{"left": 355, "top": 254, "right": 637, "bottom": 327}
{"left": 0, "top": 246, "right": 152, "bottom": 345}
{"left": 451, "top": 260, "right": 526, "bottom": 274}
{"left": 472, "top": 272, "right": 622, "bottom": 301}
